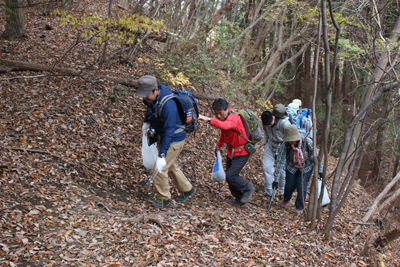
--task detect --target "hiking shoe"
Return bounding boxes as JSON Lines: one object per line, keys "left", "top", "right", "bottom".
{"left": 280, "top": 199, "right": 288, "bottom": 208}
{"left": 240, "top": 184, "right": 255, "bottom": 204}
{"left": 295, "top": 209, "right": 303, "bottom": 214}
{"left": 176, "top": 187, "right": 196, "bottom": 203}
{"left": 152, "top": 198, "right": 170, "bottom": 208}
{"left": 226, "top": 198, "right": 244, "bottom": 206}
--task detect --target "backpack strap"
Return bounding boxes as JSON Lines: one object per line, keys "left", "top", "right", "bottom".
{"left": 228, "top": 130, "right": 251, "bottom": 158}
{"left": 156, "top": 94, "right": 186, "bottom": 134}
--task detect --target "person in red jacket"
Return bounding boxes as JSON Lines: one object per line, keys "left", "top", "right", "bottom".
{"left": 198, "top": 98, "right": 255, "bottom": 206}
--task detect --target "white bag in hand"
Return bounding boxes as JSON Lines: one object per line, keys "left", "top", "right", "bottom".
{"left": 318, "top": 179, "right": 330, "bottom": 206}
{"left": 211, "top": 151, "right": 226, "bottom": 182}
{"left": 142, "top": 133, "right": 158, "bottom": 170}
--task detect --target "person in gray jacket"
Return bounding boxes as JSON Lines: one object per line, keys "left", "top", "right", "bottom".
{"left": 261, "top": 104, "right": 291, "bottom": 198}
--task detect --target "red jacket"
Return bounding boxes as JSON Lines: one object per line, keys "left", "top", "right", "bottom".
{"left": 210, "top": 110, "right": 249, "bottom": 158}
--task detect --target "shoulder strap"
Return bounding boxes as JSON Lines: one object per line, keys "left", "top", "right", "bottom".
{"left": 230, "top": 129, "right": 251, "bottom": 143}
{"left": 156, "top": 93, "right": 176, "bottom": 121}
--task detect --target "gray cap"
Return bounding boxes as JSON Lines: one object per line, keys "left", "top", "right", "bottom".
{"left": 272, "top": 104, "right": 288, "bottom": 118}
{"left": 135, "top": 75, "right": 158, "bottom": 97}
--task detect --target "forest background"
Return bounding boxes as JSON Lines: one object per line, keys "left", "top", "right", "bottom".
{"left": 1, "top": 0, "right": 400, "bottom": 266}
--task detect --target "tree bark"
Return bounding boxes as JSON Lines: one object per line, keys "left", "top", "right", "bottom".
{"left": 370, "top": 131, "right": 382, "bottom": 184}
{"left": 3, "top": 0, "right": 26, "bottom": 41}
{"left": 204, "top": 0, "right": 238, "bottom": 34}
{"left": 303, "top": 46, "right": 312, "bottom": 108}
{"left": 0, "top": 59, "right": 219, "bottom": 100}
{"left": 294, "top": 51, "right": 303, "bottom": 97}
{"left": 358, "top": 154, "right": 369, "bottom": 186}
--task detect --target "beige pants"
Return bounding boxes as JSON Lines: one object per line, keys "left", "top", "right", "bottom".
{"left": 153, "top": 140, "right": 192, "bottom": 200}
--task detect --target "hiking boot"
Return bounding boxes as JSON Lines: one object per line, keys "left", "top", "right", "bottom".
{"left": 226, "top": 198, "right": 244, "bottom": 206}
{"left": 152, "top": 198, "right": 170, "bottom": 208}
{"left": 176, "top": 187, "right": 196, "bottom": 203}
{"left": 280, "top": 199, "right": 288, "bottom": 208}
{"left": 295, "top": 209, "right": 304, "bottom": 214}
{"left": 240, "top": 184, "right": 255, "bottom": 204}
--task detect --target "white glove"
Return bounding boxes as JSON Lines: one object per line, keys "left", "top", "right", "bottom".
{"left": 142, "top": 122, "right": 150, "bottom": 133}
{"left": 156, "top": 157, "right": 167, "bottom": 173}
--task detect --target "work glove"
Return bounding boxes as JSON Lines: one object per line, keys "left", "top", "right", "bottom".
{"left": 156, "top": 157, "right": 167, "bottom": 173}
{"left": 142, "top": 122, "right": 150, "bottom": 134}
{"left": 318, "top": 172, "right": 323, "bottom": 180}
{"left": 272, "top": 181, "right": 278, "bottom": 190}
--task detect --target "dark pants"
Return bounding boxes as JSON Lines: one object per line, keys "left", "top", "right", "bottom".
{"left": 284, "top": 168, "right": 313, "bottom": 210}
{"left": 226, "top": 154, "right": 251, "bottom": 200}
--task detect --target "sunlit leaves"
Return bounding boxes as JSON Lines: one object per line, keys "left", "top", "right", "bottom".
{"left": 55, "top": 10, "right": 166, "bottom": 47}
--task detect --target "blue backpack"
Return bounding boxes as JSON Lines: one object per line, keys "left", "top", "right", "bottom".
{"left": 298, "top": 108, "right": 313, "bottom": 138}
{"left": 299, "top": 108, "right": 312, "bottom": 128}
{"left": 156, "top": 90, "right": 199, "bottom": 134}
{"left": 286, "top": 107, "right": 300, "bottom": 128}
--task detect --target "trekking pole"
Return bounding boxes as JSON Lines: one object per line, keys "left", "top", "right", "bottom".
{"left": 267, "top": 187, "right": 277, "bottom": 213}
{"left": 145, "top": 169, "right": 158, "bottom": 188}
{"left": 149, "top": 169, "right": 158, "bottom": 184}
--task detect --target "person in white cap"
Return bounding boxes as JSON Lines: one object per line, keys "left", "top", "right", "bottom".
{"left": 136, "top": 75, "right": 196, "bottom": 209}
{"left": 292, "top": 99, "right": 302, "bottom": 109}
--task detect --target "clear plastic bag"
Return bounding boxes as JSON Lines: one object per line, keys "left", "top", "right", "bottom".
{"left": 318, "top": 179, "right": 330, "bottom": 206}
{"left": 211, "top": 151, "right": 226, "bottom": 182}
{"left": 142, "top": 133, "right": 158, "bottom": 170}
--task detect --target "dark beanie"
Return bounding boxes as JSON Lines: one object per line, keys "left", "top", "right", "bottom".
{"left": 261, "top": 111, "right": 273, "bottom": 126}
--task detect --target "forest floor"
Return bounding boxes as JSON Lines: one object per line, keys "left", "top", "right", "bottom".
{"left": 1, "top": 1, "right": 400, "bottom": 266}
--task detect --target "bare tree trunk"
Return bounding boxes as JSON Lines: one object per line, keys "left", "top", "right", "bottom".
{"left": 333, "top": 65, "right": 340, "bottom": 102}
{"left": 370, "top": 131, "right": 382, "bottom": 184}
{"left": 347, "top": 15, "right": 400, "bottom": 177}
{"left": 358, "top": 154, "right": 369, "bottom": 185}
{"left": 3, "top": 0, "right": 26, "bottom": 41}
{"left": 101, "top": 0, "right": 113, "bottom": 64}
{"left": 303, "top": 46, "right": 312, "bottom": 108}
{"left": 309, "top": 15, "right": 322, "bottom": 227}
{"left": 294, "top": 51, "right": 303, "bottom": 97}
{"left": 392, "top": 155, "right": 400, "bottom": 179}
{"left": 243, "top": 0, "right": 253, "bottom": 25}
{"left": 204, "top": 0, "right": 238, "bottom": 34}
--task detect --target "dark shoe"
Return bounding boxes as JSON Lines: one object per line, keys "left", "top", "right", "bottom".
{"left": 176, "top": 187, "right": 196, "bottom": 203}
{"left": 240, "top": 184, "right": 254, "bottom": 204}
{"left": 152, "top": 198, "right": 170, "bottom": 208}
{"left": 295, "top": 209, "right": 304, "bottom": 214}
{"left": 226, "top": 198, "right": 244, "bottom": 206}
{"left": 280, "top": 199, "right": 288, "bottom": 208}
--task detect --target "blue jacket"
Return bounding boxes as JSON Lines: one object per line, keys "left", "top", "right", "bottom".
{"left": 144, "top": 84, "right": 186, "bottom": 156}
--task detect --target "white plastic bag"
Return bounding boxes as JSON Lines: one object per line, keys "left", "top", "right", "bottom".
{"left": 211, "top": 151, "right": 226, "bottom": 182}
{"left": 142, "top": 133, "right": 158, "bottom": 170}
{"left": 318, "top": 179, "right": 330, "bottom": 206}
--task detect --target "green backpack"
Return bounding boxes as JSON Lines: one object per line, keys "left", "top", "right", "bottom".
{"left": 234, "top": 109, "right": 263, "bottom": 144}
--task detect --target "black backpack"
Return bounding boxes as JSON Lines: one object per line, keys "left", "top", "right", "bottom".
{"left": 155, "top": 90, "right": 199, "bottom": 134}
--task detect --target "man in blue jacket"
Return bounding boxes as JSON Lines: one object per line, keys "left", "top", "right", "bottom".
{"left": 136, "top": 75, "right": 196, "bottom": 208}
